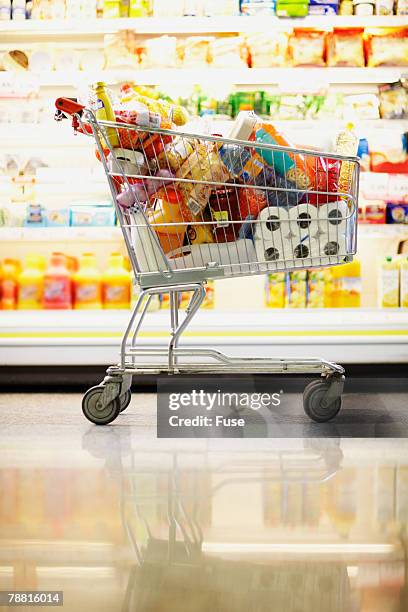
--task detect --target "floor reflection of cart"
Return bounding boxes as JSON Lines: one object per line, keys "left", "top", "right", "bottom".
{"left": 118, "top": 443, "right": 349, "bottom": 612}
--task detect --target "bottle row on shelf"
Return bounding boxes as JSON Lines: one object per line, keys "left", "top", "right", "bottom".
{"left": 2, "top": 27, "right": 407, "bottom": 74}
{"left": 1, "top": 251, "right": 407, "bottom": 311}
{"left": 1, "top": 0, "right": 406, "bottom": 20}
{"left": 0, "top": 252, "right": 214, "bottom": 310}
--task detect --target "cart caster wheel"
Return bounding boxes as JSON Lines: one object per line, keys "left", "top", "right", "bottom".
{"left": 82, "top": 386, "right": 121, "bottom": 426}
{"left": 303, "top": 379, "right": 342, "bottom": 423}
{"left": 119, "top": 390, "right": 132, "bottom": 413}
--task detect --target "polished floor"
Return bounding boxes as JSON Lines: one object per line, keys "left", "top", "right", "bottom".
{"left": 1, "top": 391, "right": 408, "bottom": 611}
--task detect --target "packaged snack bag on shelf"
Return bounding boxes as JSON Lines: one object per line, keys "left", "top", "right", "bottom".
{"left": 379, "top": 256, "right": 399, "bottom": 307}
{"left": 143, "top": 36, "right": 178, "bottom": 68}
{"left": 386, "top": 202, "right": 408, "bottom": 224}
{"left": 182, "top": 37, "right": 213, "bottom": 67}
{"left": 370, "top": 132, "right": 408, "bottom": 173}
{"left": 43, "top": 253, "right": 72, "bottom": 310}
{"left": 265, "top": 272, "right": 286, "bottom": 308}
{"left": 73, "top": 253, "right": 102, "bottom": 310}
{"left": 246, "top": 32, "right": 288, "bottom": 68}
{"left": 379, "top": 82, "right": 408, "bottom": 119}
{"left": 276, "top": 0, "right": 309, "bottom": 17}
{"left": 344, "top": 94, "right": 380, "bottom": 120}
{"left": 102, "top": 253, "right": 131, "bottom": 309}
{"left": 400, "top": 256, "right": 408, "bottom": 308}
{"left": 209, "top": 36, "right": 248, "bottom": 68}
{"left": 326, "top": 29, "right": 365, "bottom": 67}
{"left": 287, "top": 29, "right": 327, "bottom": 67}
{"left": 365, "top": 28, "right": 408, "bottom": 67}
{"left": 17, "top": 255, "right": 45, "bottom": 310}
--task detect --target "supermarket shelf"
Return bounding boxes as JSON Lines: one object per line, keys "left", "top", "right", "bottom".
{"left": 0, "top": 227, "right": 121, "bottom": 242}
{"left": 359, "top": 224, "right": 408, "bottom": 237}
{"left": 17, "top": 67, "right": 406, "bottom": 88}
{"left": 0, "top": 16, "right": 407, "bottom": 36}
{"left": 1, "top": 309, "right": 408, "bottom": 365}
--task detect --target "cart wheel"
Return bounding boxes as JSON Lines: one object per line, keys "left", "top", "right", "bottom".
{"left": 82, "top": 386, "right": 121, "bottom": 426}
{"left": 303, "top": 379, "right": 342, "bottom": 423}
{"left": 119, "top": 390, "right": 132, "bottom": 413}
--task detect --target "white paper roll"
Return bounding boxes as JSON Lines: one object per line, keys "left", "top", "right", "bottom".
{"left": 168, "top": 239, "right": 257, "bottom": 275}
{"left": 288, "top": 204, "right": 319, "bottom": 239}
{"left": 130, "top": 210, "right": 167, "bottom": 273}
{"left": 287, "top": 236, "right": 346, "bottom": 268}
{"left": 256, "top": 206, "right": 292, "bottom": 238}
{"left": 318, "top": 200, "right": 349, "bottom": 236}
{"left": 316, "top": 233, "right": 349, "bottom": 258}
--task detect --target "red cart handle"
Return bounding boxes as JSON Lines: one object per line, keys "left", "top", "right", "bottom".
{"left": 55, "top": 97, "right": 85, "bottom": 116}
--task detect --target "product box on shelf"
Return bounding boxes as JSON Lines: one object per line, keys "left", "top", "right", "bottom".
{"left": 70, "top": 206, "right": 116, "bottom": 227}
{"left": 386, "top": 203, "right": 408, "bottom": 224}
{"left": 44, "top": 208, "right": 71, "bottom": 227}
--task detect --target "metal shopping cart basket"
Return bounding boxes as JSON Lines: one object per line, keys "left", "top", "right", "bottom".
{"left": 56, "top": 98, "right": 359, "bottom": 426}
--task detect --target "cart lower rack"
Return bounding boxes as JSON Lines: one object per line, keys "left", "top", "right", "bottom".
{"left": 55, "top": 98, "right": 359, "bottom": 425}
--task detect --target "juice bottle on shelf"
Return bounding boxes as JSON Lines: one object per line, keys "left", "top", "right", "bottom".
{"left": 17, "top": 254, "right": 46, "bottom": 310}
{"left": 1, "top": 259, "right": 20, "bottom": 310}
{"left": 379, "top": 256, "right": 400, "bottom": 308}
{"left": 73, "top": 253, "right": 102, "bottom": 310}
{"left": 90, "top": 81, "right": 119, "bottom": 147}
{"left": 102, "top": 253, "right": 131, "bottom": 309}
{"left": 43, "top": 253, "right": 72, "bottom": 310}
{"left": 400, "top": 256, "right": 408, "bottom": 309}
{"left": 339, "top": 259, "right": 361, "bottom": 308}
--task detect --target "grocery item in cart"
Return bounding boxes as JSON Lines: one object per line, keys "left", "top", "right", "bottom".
{"left": 89, "top": 81, "right": 119, "bottom": 148}
{"left": 209, "top": 184, "right": 243, "bottom": 242}
{"left": 175, "top": 142, "right": 230, "bottom": 216}
{"left": 147, "top": 187, "right": 191, "bottom": 253}
{"left": 255, "top": 123, "right": 313, "bottom": 190}
{"left": 167, "top": 239, "right": 257, "bottom": 274}
{"left": 117, "top": 169, "right": 175, "bottom": 207}
{"left": 158, "top": 136, "right": 198, "bottom": 173}
{"left": 326, "top": 29, "right": 365, "bottom": 67}
{"left": 334, "top": 123, "right": 359, "bottom": 198}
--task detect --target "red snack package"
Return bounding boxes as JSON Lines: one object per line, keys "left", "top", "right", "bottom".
{"left": 306, "top": 157, "right": 341, "bottom": 205}
{"left": 238, "top": 188, "right": 267, "bottom": 218}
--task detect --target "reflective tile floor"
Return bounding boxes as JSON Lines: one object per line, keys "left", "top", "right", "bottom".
{"left": 1, "top": 391, "right": 408, "bottom": 611}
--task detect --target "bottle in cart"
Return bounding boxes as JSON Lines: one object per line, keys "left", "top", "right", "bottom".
{"left": 17, "top": 254, "right": 46, "bottom": 310}
{"left": 90, "top": 81, "right": 119, "bottom": 148}
{"left": 73, "top": 253, "right": 102, "bottom": 310}
{"left": 43, "top": 253, "right": 72, "bottom": 310}
{"left": 335, "top": 123, "right": 359, "bottom": 195}
{"left": 102, "top": 253, "right": 131, "bottom": 309}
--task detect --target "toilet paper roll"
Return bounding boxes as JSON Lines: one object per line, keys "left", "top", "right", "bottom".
{"left": 288, "top": 204, "right": 319, "bottom": 239}
{"left": 317, "top": 234, "right": 348, "bottom": 258}
{"left": 255, "top": 206, "right": 292, "bottom": 239}
{"left": 318, "top": 200, "right": 349, "bottom": 236}
{"left": 255, "top": 235, "right": 294, "bottom": 271}
{"left": 287, "top": 236, "right": 345, "bottom": 268}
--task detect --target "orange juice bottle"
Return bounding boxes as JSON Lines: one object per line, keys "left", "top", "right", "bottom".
{"left": 148, "top": 187, "right": 189, "bottom": 254}
{"left": 73, "top": 253, "right": 102, "bottom": 310}
{"left": 1, "top": 258, "right": 20, "bottom": 310}
{"left": 43, "top": 253, "right": 72, "bottom": 310}
{"left": 102, "top": 253, "right": 131, "bottom": 309}
{"left": 17, "top": 254, "right": 46, "bottom": 310}
{"left": 340, "top": 259, "right": 361, "bottom": 308}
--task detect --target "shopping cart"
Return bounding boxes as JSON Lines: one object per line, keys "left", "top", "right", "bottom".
{"left": 55, "top": 98, "right": 359, "bottom": 426}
